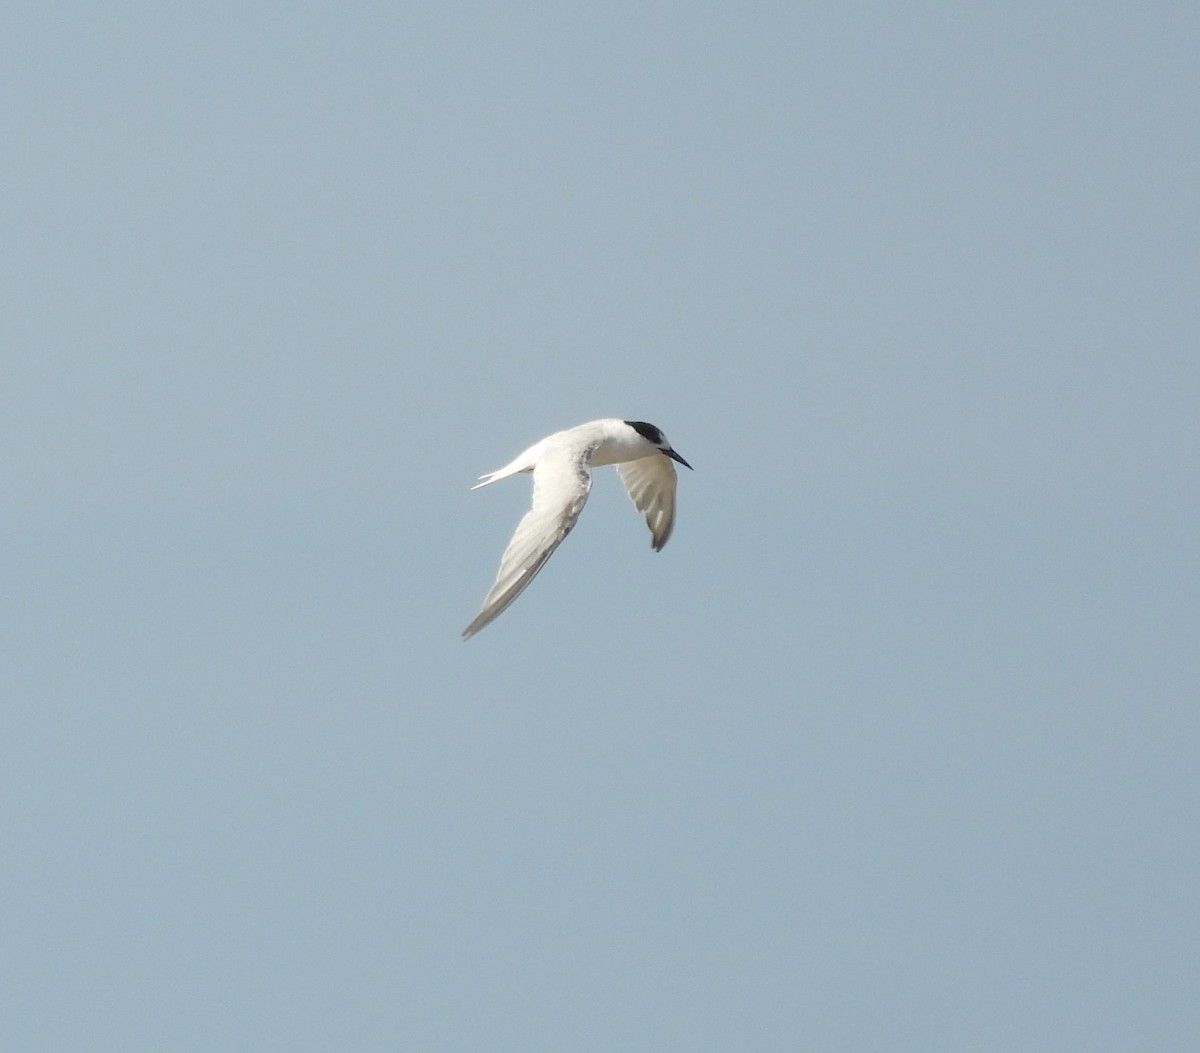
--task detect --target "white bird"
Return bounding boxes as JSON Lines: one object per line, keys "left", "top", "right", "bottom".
{"left": 463, "top": 419, "right": 692, "bottom": 639}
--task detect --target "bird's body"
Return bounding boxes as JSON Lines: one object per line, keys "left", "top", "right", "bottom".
{"left": 463, "top": 418, "right": 691, "bottom": 639}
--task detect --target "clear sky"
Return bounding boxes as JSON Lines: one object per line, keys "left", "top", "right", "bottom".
{"left": 3, "top": 3, "right": 1197, "bottom": 1050}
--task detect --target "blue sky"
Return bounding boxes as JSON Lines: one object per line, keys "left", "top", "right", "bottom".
{"left": 3, "top": 3, "right": 1197, "bottom": 1050}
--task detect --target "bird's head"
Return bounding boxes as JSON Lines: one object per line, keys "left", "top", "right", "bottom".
{"left": 625, "top": 420, "right": 693, "bottom": 470}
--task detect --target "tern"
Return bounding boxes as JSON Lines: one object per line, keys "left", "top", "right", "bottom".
{"left": 463, "top": 419, "right": 692, "bottom": 638}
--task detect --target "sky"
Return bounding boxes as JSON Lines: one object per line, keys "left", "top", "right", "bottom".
{"left": 2, "top": 2, "right": 1197, "bottom": 1050}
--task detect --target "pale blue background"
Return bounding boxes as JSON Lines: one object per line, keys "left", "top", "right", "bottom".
{"left": 3, "top": 3, "right": 1197, "bottom": 1050}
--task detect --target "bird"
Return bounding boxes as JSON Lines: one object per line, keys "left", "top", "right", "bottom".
{"left": 463, "top": 419, "right": 692, "bottom": 639}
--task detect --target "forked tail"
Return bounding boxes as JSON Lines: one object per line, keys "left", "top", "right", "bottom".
{"left": 468, "top": 442, "right": 543, "bottom": 490}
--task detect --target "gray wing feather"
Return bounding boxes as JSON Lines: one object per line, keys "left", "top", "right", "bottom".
{"left": 616, "top": 455, "right": 678, "bottom": 551}
{"left": 462, "top": 449, "right": 593, "bottom": 638}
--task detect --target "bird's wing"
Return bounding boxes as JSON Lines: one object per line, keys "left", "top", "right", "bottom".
{"left": 462, "top": 446, "right": 594, "bottom": 638}
{"left": 616, "top": 455, "right": 679, "bottom": 551}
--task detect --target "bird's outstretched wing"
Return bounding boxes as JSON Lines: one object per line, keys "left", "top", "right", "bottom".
{"left": 616, "top": 455, "right": 679, "bottom": 551}
{"left": 462, "top": 447, "right": 594, "bottom": 638}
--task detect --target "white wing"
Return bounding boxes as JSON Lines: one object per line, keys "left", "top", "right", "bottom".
{"left": 462, "top": 447, "right": 594, "bottom": 638}
{"left": 616, "top": 454, "right": 679, "bottom": 551}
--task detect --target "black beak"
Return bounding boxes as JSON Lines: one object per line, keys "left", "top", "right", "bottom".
{"left": 665, "top": 448, "right": 693, "bottom": 470}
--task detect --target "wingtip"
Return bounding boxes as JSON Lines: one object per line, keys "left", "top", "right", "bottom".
{"left": 650, "top": 524, "right": 674, "bottom": 551}
{"left": 461, "top": 611, "right": 489, "bottom": 639}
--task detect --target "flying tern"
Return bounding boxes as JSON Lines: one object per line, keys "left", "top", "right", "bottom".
{"left": 463, "top": 418, "right": 692, "bottom": 638}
